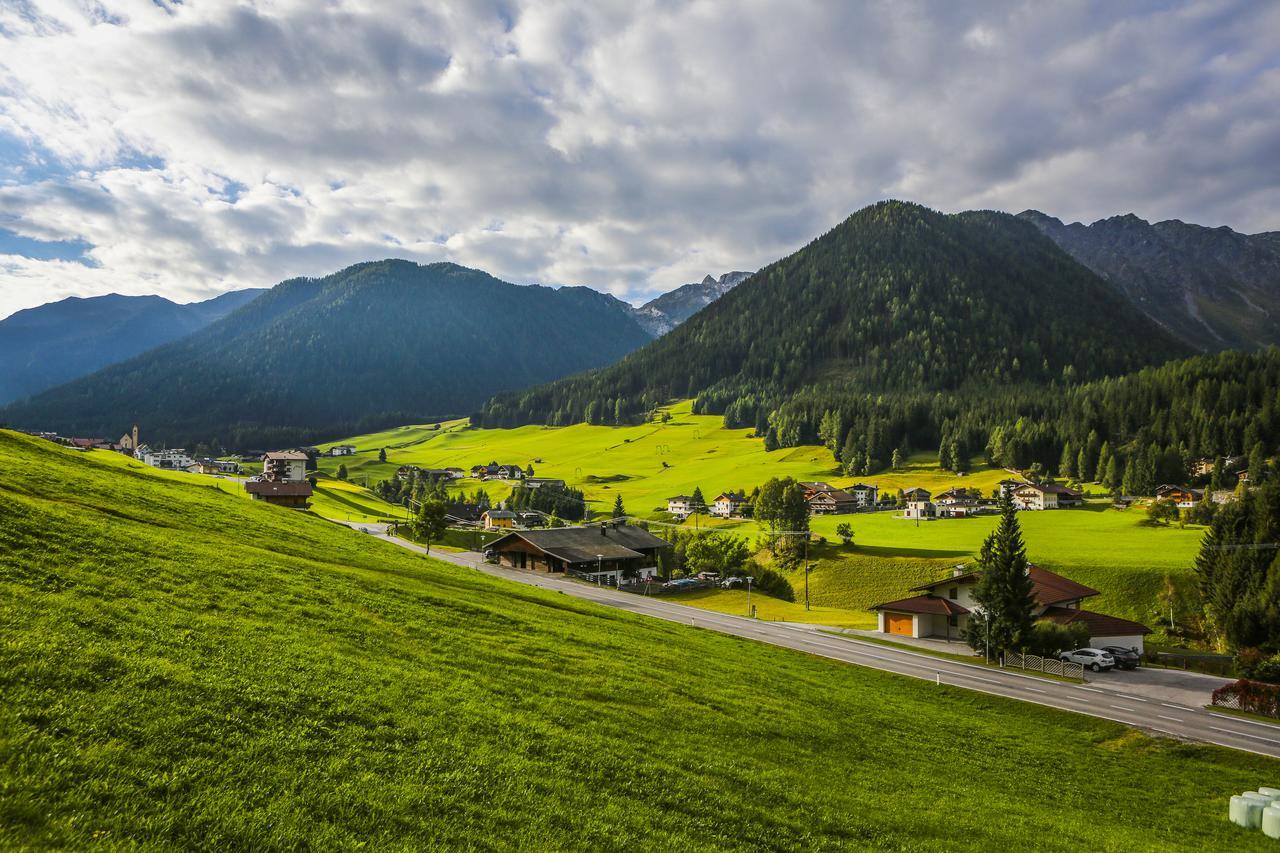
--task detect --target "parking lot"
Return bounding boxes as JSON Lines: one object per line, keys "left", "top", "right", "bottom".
{"left": 1084, "top": 664, "right": 1233, "bottom": 707}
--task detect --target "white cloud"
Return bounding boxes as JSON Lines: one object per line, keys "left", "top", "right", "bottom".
{"left": 0, "top": 0, "right": 1277, "bottom": 319}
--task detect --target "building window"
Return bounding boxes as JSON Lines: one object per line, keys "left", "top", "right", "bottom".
{"left": 949, "top": 587, "right": 958, "bottom": 599}
{"left": 948, "top": 615, "right": 958, "bottom": 627}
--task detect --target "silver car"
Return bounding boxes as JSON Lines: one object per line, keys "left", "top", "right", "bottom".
{"left": 1059, "top": 648, "right": 1116, "bottom": 672}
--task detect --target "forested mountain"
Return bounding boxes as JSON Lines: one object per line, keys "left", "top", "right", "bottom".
{"left": 0, "top": 289, "right": 263, "bottom": 405}
{"left": 0, "top": 261, "right": 652, "bottom": 448}
{"left": 476, "top": 201, "right": 1190, "bottom": 432}
{"left": 628, "top": 271, "right": 753, "bottom": 335}
{"left": 1019, "top": 210, "right": 1280, "bottom": 350}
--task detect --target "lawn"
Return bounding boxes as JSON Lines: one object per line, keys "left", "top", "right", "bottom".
{"left": 0, "top": 429, "right": 1275, "bottom": 850}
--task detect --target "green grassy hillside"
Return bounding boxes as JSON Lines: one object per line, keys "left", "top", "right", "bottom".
{"left": 0, "top": 430, "right": 1273, "bottom": 849}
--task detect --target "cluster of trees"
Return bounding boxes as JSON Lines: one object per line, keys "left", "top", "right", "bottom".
{"left": 473, "top": 203, "right": 1187, "bottom": 431}
{"left": 373, "top": 470, "right": 455, "bottom": 508}
{"left": 507, "top": 482, "right": 588, "bottom": 522}
{"left": 656, "top": 528, "right": 793, "bottom": 601}
{"left": 1195, "top": 482, "right": 1280, "bottom": 676}
{"left": 752, "top": 477, "right": 811, "bottom": 569}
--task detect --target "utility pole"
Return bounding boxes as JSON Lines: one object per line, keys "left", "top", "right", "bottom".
{"left": 803, "top": 533, "right": 810, "bottom": 611}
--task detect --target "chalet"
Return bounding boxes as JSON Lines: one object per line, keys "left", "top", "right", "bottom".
{"left": 471, "top": 462, "right": 525, "bottom": 480}
{"left": 666, "top": 495, "right": 694, "bottom": 518}
{"left": 329, "top": 444, "right": 356, "bottom": 456}
{"left": 1211, "top": 489, "right": 1237, "bottom": 505}
{"left": 482, "top": 510, "right": 518, "bottom": 530}
{"left": 711, "top": 491, "right": 746, "bottom": 518}
{"left": 1010, "top": 482, "right": 1083, "bottom": 511}
{"left": 902, "top": 487, "right": 935, "bottom": 520}
{"left": 806, "top": 487, "right": 858, "bottom": 515}
{"left": 1155, "top": 485, "right": 1203, "bottom": 509}
{"left": 396, "top": 465, "right": 420, "bottom": 480}
{"left": 997, "top": 479, "right": 1025, "bottom": 499}
{"left": 138, "top": 447, "right": 195, "bottom": 470}
{"left": 244, "top": 479, "right": 312, "bottom": 508}
{"left": 1191, "top": 458, "right": 1214, "bottom": 477}
{"left": 262, "top": 450, "right": 309, "bottom": 483}
{"left": 848, "top": 483, "right": 879, "bottom": 507}
{"left": 871, "top": 564, "right": 1151, "bottom": 652}
{"left": 524, "top": 477, "right": 567, "bottom": 490}
{"left": 486, "top": 523, "right": 670, "bottom": 585}
{"left": 187, "top": 458, "right": 240, "bottom": 475}
{"left": 934, "top": 487, "right": 982, "bottom": 518}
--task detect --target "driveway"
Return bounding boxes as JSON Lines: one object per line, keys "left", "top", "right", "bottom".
{"left": 1087, "top": 665, "right": 1232, "bottom": 707}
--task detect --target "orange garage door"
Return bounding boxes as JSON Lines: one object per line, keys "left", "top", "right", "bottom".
{"left": 886, "top": 613, "right": 913, "bottom": 637}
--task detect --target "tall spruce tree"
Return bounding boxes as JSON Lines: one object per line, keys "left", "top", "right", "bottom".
{"left": 967, "top": 495, "right": 1036, "bottom": 658}
{"left": 612, "top": 493, "right": 626, "bottom": 519}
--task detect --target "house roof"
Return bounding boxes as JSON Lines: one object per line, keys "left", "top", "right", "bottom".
{"left": 871, "top": 595, "right": 970, "bottom": 616}
{"left": 1015, "top": 482, "right": 1081, "bottom": 496}
{"left": 902, "top": 487, "right": 931, "bottom": 499}
{"left": 714, "top": 491, "right": 746, "bottom": 502}
{"left": 1039, "top": 606, "right": 1152, "bottom": 637}
{"left": 910, "top": 564, "right": 1098, "bottom": 607}
{"left": 667, "top": 495, "right": 693, "bottom": 501}
{"left": 245, "top": 480, "right": 312, "bottom": 496}
{"left": 808, "top": 489, "right": 856, "bottom": 503}
{"left": 264, "top": 450, "right": 309, "bottom": 461}
{"left": 484, "top": 510, "right": 517, "bottom": 519}
{"left": 488, "top": 524, "right": 671, "bottom": 565}
{"left": 849, "top": 483, "right": 875, "bottom": 490}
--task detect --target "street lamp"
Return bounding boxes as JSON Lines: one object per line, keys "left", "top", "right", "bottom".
{"left": 597, "top": 553, "right": 603, "bottom": 586}
{"left": 746, "top": 576, "right": 754, "bottom": 617}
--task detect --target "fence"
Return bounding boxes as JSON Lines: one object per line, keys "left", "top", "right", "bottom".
{"left": 1004, "top": 651, "right": 1085, "bottom": 681}
{"left": 1211, "top": 679, "right": 1280, "bottom": 719}
{"left": 1148, "top": 651, "right": 1235, "bottom": 677}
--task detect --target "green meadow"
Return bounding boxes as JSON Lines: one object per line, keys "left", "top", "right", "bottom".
{"left": 0, "top": 429, "right": 1274, "bottom": 850}
{"left": 317, "top": 403, "right": 1204, "bottom": 630}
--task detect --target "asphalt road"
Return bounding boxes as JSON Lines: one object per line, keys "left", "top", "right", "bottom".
{"left": 347, "top": 523, "right": 1280, "bottom": 760}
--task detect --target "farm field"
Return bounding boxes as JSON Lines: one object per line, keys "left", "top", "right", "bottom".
{"left": 318, "top": 403, "right": 1205, "bottom": 629}
{"left": 1, "top": 428, "right": 1275, "bottom": 850}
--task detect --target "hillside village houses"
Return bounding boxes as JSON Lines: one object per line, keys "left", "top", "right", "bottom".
{"left": 666, "top": 495, "right": 696, "bottom": 518}
{"left": 524, "top": 477, "right": 567, "bottom": 490}
{"left": 244, "top": 450, "right": 313, "bottom": 508}
{"left": 711, "top": 491, "right": 746, "bottom": 518}
{"left": 471, "top": 462, "right": 525, "bottom": 480}
{"left": 487, "top": 522, "right": 670, "bottom": 586}
{"left": 137, "top": 446, "right": 195, "bottom": 470}
{"left": 871, "top": 564, "right": 1152, "bottom": 652}
{"left": 1009, "top": 482, "right": 1083, "bottom": 511}
{"left": 1155, "top": 484, "right": 1204, "bottom": 508}
{"left": 934, "top": 487, "right": 983, "bottom": 518}
{"left": 329, "top": 444, "right": 356, "bottom": 456}
{"left": 902, "top": 487, "right": 936, "bottom": 520}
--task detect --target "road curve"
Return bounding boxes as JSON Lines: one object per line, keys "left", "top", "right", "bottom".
{"left": 347, "top": 523, "right": 1280, "bottom": 760}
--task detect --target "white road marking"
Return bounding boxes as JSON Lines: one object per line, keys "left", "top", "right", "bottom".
{"left": 1156, "top": 715, "right": 1183, "bottom": 722}
{"left": 1208, "top": 713, "right": 1280, "bottom": 730}
{"left": 1209, "top": 726, "right": 1280, "bottom": 744}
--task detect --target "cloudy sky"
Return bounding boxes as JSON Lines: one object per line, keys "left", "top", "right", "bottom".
{"left": 0, "top": 0, "right": 1277, "bottom": 319}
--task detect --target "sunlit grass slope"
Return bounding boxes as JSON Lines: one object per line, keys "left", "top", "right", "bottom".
{"left": 0, "top": 430, "right": 1272, "bottom": 850}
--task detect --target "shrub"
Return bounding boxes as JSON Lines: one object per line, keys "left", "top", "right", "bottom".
{"left": 1235, "top": 648, "right": 1280, "bottom": 683}
{"left": 1024, "top": 621, "right": 1090, "bottom": 657}
{"left": 1212, "top": 679, "right": 1280, "bottom": 718}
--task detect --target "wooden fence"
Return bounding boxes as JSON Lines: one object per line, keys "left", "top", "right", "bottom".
{"left": 1004, "top": 651, "right": 1085, "bottom": 681}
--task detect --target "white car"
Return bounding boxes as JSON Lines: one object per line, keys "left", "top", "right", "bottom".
{"left": 1059, "top": 648, "right": 1116, "bottom": 672}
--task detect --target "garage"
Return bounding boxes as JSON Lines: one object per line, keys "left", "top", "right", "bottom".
{"left": 886, "top": 613, "right": 914, "bottom": 636}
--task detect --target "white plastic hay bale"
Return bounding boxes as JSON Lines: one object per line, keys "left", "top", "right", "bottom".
{"left": 1263, "top": 805, "right": 1280, "bottom": 840}
{"left": 1232, "top": 795, "right": 1266, "bottom": 829}
{"left": 1245, "top": 791, "right": 1273, "bottom": 804}
{"left": 1259, "top": 786, "right": 1280, "bottom": 799}
{"left": 1231, "top": 795, "right": 1251, "bottom": 827}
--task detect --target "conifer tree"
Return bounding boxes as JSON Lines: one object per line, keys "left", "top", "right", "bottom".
{"left": 612, "top": 493, "right": 626, "bottom": 519}
{"left": 967, "top": 495, "right": 1036, "bottom": 657}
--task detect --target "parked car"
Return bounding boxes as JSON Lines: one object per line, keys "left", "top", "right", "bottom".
{"left": 1059, "top": 648, "right": 1116, "bottom": 672}
{"left": 720, "top": 576, "right": 744, "bottom": 589}
{"left": 1101, "top": 646, "right": 1141, "bottom": 670}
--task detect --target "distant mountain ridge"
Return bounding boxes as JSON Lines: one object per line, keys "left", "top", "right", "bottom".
{"left": 0, "top": 260, "right": 653, "bottom": 447}
{"left": 1018, "top": 210, "right": 1280, "bottom": 350}
{"left": 0, "top": 289, "right": 264, "bottom": 405}
{"left": 628, "top": 271, "right": 753, "bottom": 336}
{"left": 475, "top": 201, "right": 1190, "bottom": 429}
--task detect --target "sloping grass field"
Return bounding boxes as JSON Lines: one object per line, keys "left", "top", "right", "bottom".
{"left": 317, "top": 404, "right": 1204, "bottom": 630}
{"left": 0, "top": 429, "right": 1274, "bottom": 849}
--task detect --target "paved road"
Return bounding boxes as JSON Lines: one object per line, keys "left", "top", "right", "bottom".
{"left": 347, "top": 523, "right": 1280, "bottom": 760}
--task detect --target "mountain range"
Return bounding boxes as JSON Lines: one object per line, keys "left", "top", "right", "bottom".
{"left": 0, "top": 289, "right": 263, "bottom": 405}
{"left": 1019, "top": 210, "right": 1280, "bottom": 350}
{"left": 0, "top": 261, "right": 652, "bottom": 448}
{"left": 475, "top": 201, "right": 1192, "bottom": 429}
{"left": 627, "top": 271, "right": 753, "bottom": 336}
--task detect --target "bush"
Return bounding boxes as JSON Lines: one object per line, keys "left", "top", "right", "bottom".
{"left": 1235, "top": 648, "right": 1280, "bottom": 683}
{"left": 1024, "top": 621, "right": 1090, "bottom": 657}
{"left": 1212, "top": 679, "right": 1280, "bottom": 718}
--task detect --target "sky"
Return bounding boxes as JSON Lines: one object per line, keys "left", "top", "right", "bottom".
{"left": 0, "top": 1, "right": 1277, "bottom": 320}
